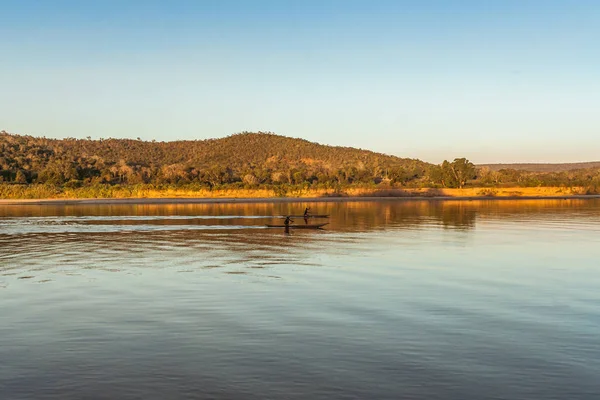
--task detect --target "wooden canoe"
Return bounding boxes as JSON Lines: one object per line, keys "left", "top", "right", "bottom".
{"left": 286, "top": 214, "right": 329, "bottom": 218}
{"left": 266, "top": 223, "right": 329, "bottom": 229}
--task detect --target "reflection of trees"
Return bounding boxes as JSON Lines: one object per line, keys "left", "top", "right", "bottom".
{"left": 287, "top": 199, "right": 599, "bottom": 232}
{"left": 2, "top": 199, "right": 599, "bottom": 280}
{"left": 437, "top": 203, "right": 477, "bottom": 229}
{"left": 319, "top": 201, "right": 478, "bottom": 231}
{"left": 1, "top": 199, "right": 599, "bottom": 234}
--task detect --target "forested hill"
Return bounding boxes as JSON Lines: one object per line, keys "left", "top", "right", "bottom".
{"left": 0, "top": 131, "right": 429, "bottom": 186}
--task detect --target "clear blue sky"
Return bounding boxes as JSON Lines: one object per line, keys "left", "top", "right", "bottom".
{"left": 1, "top": 0, "right": 598, "bottom": 163}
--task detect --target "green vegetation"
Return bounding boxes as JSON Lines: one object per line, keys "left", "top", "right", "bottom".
{"left": 1, "top": 130, "right": 599, "bottom": 198}
{"left": 427, "top": 158, "right": 476, "bottom": 189}
{"left": 0, "top": 131, "right": 426, "bottom": 188}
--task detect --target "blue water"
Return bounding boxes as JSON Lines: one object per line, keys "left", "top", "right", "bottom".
{"left": 1, "top": 199, "right": 599, "bottom": 399}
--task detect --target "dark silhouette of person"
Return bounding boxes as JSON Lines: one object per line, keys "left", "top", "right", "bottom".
{"left": 303, "top": 207, "right": 310, "bottom": 217}
{"left": 284, "top": 216, "right": 293, "bottom": 234}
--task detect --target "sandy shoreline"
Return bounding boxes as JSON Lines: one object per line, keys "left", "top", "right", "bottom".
{"left": 1, "top": 195, "right": 599, "bottom": 205}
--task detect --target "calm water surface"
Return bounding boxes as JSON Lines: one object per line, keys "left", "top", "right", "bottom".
{"left": 1, "top": 199, "right": 600, "bottom": 399}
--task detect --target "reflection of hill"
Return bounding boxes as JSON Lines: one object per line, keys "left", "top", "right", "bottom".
{"left": 2, "top": 199, "right": 599, "bottom": 281}
{"left": 1, "top": 199, "right": 599, "bottom": 234}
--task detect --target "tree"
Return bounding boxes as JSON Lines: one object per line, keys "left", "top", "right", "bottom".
{"left": 242, "top": 173, "right": 259, "bottom": 186}
{"left": 433, "top": 159, "right": 476, "bottom": 188}
{"left": 427, "top": 165, "right": 445, "bottom": 186}
{"left": 15, "top": 170, "right": 27, "bottom": 183}
{"left": 446, "top": 158, "right": 475, "bottom": 188}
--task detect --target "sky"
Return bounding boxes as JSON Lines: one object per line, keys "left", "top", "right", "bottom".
{"left": 0, "top": 0, "right": 598, "bottom": 163}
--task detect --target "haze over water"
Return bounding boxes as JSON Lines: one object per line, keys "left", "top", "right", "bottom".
{"left": 1, "top": 199, "right": 600, "bottom": 399}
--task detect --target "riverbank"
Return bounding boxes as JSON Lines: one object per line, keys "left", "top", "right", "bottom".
{"left": 0, "top": 185, "right": 598, "bottom": 205}
{"left": 1, "top": 183, "right": 598, "bottom": 201}
{"left": 1, "top": 194, "right": 599, "bottom": 205}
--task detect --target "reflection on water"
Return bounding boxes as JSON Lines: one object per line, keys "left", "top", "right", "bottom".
{"left": 1, "top": 199, "right": 600, "bottom": 399}
{"left": 2, "top": 198, "right": 598, "bottom": 230}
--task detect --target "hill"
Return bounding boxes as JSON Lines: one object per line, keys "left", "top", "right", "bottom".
{"left": 480, "top": 162, "right": 600, "bottom": 173}
{"left": 0, "top": 131, "right": 429, "bottom": 186}
{"left": 2, "top": 130, "right": 599, "bottom": 197}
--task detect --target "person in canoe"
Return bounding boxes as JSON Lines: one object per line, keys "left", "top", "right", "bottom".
{"left": 284, "top": 215, "right": 293, "bottom": 234}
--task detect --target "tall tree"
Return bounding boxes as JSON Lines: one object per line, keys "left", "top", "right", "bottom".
{"left": 447, "top": 158, "right": 475, "bottom": 189}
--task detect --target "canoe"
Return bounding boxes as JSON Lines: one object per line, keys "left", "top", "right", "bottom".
{"left": 266, "top": 223, "right": 329, "bottom": 229}
{"left": 286, "top": 214, "right": 329, "bottom": 218}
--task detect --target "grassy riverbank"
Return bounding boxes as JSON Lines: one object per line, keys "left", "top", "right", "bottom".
{"left": 0, "top": 183, "right": 597, "bottom": 201}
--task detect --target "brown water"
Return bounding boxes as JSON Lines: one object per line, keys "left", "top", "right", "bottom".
{"left": 1, "top": 199, "right": 600, "bottom": 399}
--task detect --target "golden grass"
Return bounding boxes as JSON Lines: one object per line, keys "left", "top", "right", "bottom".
{"left": 0, "top": 184, "right": 594, "bottom": 201}
{"left": 397, "top": 186, "right": 585, "bottom": 198}
{"left": 327, "top": 186, "right": 589, "bottom": 198}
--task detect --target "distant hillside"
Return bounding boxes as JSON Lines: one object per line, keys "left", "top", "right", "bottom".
{"left": 3, "top": 130, "right": 599, "bottom": 195}
{"left": 480, "top": 162, "right": 600, "bottom": 173}
{"left": 0, "top": 131, "right": 429, "bottom": 186}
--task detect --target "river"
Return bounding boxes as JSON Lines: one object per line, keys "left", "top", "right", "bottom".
{"left": 1, "top": 199, "right": 599, "bottom": 399}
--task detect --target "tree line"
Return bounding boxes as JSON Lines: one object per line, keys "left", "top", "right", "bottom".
{"left": 1, "top": 131, "right": 599, "bottom": 192}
